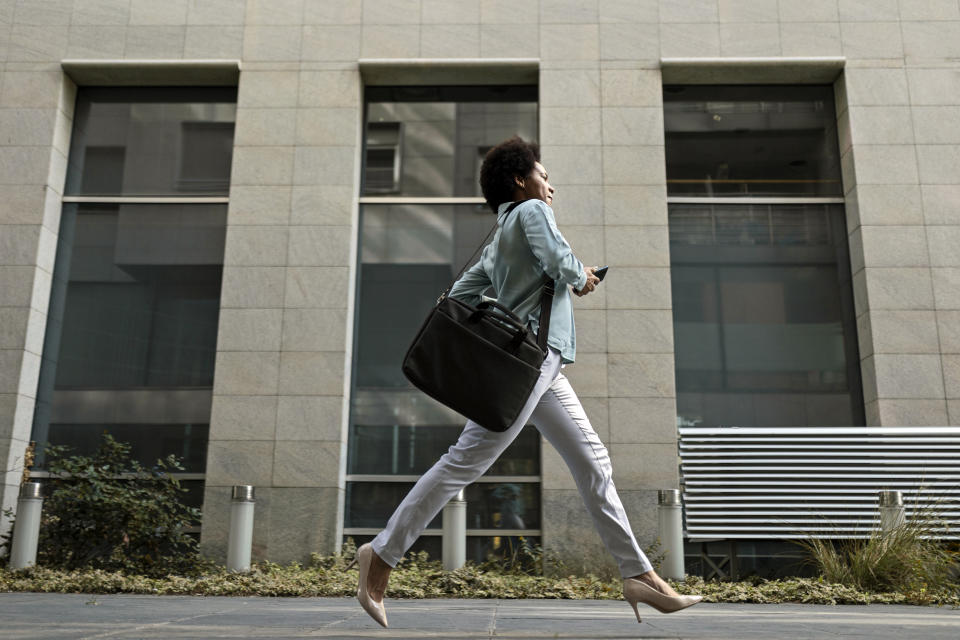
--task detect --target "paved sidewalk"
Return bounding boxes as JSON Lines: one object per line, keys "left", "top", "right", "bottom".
{"left": 1, "top": 593, "right": 958, "bottom": 639}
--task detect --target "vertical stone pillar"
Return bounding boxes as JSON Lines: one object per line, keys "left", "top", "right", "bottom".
{"left": 201, "top": 64, "right": 361, "bottom": 564}
{"left": 902, "top": 66, "right": 960, "bottom": 427}
{"left": 536, "top": 3, "right": 677, "bottom": 576}
{"left": 200, "top": 65, "right": 296, "bottom": 563}
{"left": 0, "top": 69, "right": 74, "bottom": 543}
{"left": 841, "top": 66, "right": 949, "bottom": 427}
{"left": 270, "top": 65, "right": 359, "bottom": 562}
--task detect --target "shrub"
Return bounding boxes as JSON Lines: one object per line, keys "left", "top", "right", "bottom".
{"left": 1, "top": 433, "right": 206, "bottom": 577}
{"left": 1, "top": 559, "right": 958, "bottom": 607}
{"left": 794, "top": 503, "right": 960, "bottom": 594}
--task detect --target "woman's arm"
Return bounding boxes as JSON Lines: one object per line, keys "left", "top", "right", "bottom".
{"left": 520, "top": 200, "right": 588, "bottom": 291}
{"left": 448, "top": 256, "right": 492, "bottom": 306}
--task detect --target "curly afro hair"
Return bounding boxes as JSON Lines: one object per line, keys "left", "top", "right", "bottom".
{"left": 479, "top": 136, "right": 540, "bottom": 213}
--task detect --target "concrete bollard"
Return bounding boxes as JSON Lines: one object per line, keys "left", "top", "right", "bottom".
{"left": 442, "top": 489, "right": 466, "bottom": 571}
{"left": 9, "top": 482, "right": 43, "bottom": 570}
{"left": 227, "top": 485, "right": 255, "bottom": 572}
{"left": 658, "top": 489, "right": 686, "bottom": 581}
{"left": 878, "top": 490, "right": 905, "bottom": 534}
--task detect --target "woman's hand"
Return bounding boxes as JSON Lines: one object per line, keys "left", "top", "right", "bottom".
{"left": 573, "top": 266, "right": 601, "bottom": 297}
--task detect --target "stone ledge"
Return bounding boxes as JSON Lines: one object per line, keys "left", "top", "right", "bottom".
{"left": 661, "top": 56, "right": 846, "bottom": 84}
{"left": 61, "top": 59, "right": 240, "bottom": 86}
{"left": 358, "top": 58, "right": 538, "bottom": 85}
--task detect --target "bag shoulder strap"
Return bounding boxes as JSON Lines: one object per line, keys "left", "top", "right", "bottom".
{"left": 448, "top": 199, "right": 529, "bottom": 285}
{"left": 445, "top": 198, "right": 557, "bottom": 353}
{"left": 536, "top": 274, "right": 555, "bottom": 353}
{"left": 437, "top": 199, "right": 529, "bottom": 303}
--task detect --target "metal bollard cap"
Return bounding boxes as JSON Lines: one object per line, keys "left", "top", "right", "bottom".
{"left": 452, "top": 489, "right": 465, "bottom": 502}
{"left": 658, "top": 489, "right": 681, "bottom": 505}
{"left": 878, "top": 490, "right": 903, "bottom": 506}
{"left": 232, "top": 485, "right": 255, "bottom": 502}
{"left": 19, "top": 482, "right": 41, "bottom": 499}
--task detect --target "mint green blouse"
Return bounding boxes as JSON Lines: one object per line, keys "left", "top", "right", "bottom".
{"left": 448, "top": 199, "right": 588, "bottom": 364}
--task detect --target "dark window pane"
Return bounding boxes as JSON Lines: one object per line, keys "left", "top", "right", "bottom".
{"left": 347, "top": 482, "right": 442, "bottom": 529}
{"left": 346, "top": 481, "right": 540, "bottom": 530}
{"left": 48, "top": 204, "right": 225, "bottom": 389}
{"left": 466, "top": 534, "right": 541, "bottom": 565}
{"left": 663, "top": 85, "right": 842, "bottom": 197}
{"left": 669, "top": 203, "right": 864, "bottom": 428}
{"left": 355, "top": 203, "right": 495, "bottom": 389}
{"left": 350, "top": 87, "right": 541, "bottom": 542}
{"left": 31, "top": 202, "right": 226, "bottom": 469}
{"left": 345, "top": 534, "right": 541, "bottom": 565}
{"left": 363, "top": 85, "right": 537, "bottom": 197}
{"left": 43, "top": 424, "right": 209, "bottom": 473}
{"left": 348, "top": 424, "right": 540, "bottom": 476}
{"left": 80, "top": 146, "right": 125, "bottom": 193}
{"left": 684, "top": 539, "right": 811, "bottom": 579}
{"left": 178, "top": 122, "right": 235, "bottom": 193}
{"left": 65, "top": 87, "right": 237, "bottom": 196}
{"left": 465, "top": 482, "right": 540, "bottom": 529}
{"left": 179, "top": 479, "right": 206, "bottom": 515}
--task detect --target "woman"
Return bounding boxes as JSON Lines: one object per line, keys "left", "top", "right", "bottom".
{"left": 353, "top": 137, "right": 701, "bottom": 627}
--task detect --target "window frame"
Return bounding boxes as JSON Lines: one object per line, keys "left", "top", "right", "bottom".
{"left": 664, "top": 84, "right": 864, "bottom": 430}
{"left": 346, "top": 85, "right": 542, "bottom": 548}
{"left": 34, "top": 87, "right": 237, "bottom": 526}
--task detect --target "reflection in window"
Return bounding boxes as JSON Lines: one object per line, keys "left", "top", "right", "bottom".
{"left": 66, "top": 87, "right": 236, "bottom": 197}
{"left": 669, "top": 203, "right": 863, "bottom": 428}
{"left": 364, "top": 122, "right": 403, "bottom": 193}
{"left": 664, "top": 84, "right": 861, "bottom": 430}
{"left": 50, "top": 203, "right": 225, "bottom": 389}
{"left": 348, "top": 533, "right": 542, "bottom": 566}
{"left": 81, "top": 146, "right": 124, "bottom": 193}
{"left": 46, "top": 424, "right": 209, "bottom": 473}
{"left": 356, "top": 203, "right": 494, "bottom": 388}
{"left": 348, "top": 425, "right": 540, "bottom": 476}
{"left": 362, "top": 85, "right": 537, "bottom": 197}
{"left": 348, "top": 86, "right": 541, "bottom": 558}
{"left": 178, "top": 122, "right": 236, "bottom": 193}
{"left": 33, "top": 88, "right": 235, "bottom": 479}
{"left": 663, "top": 85, "right": 842, "bottom": 197}
{"left": 346, "top": 482, "right": 541, "bottom": 530}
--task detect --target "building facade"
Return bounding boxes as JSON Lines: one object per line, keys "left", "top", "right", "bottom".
{"left": 1, "top": 1, "right": 958, "bottom": 575}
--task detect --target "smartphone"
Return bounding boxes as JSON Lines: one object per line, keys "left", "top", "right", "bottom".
{"left": 574, "top": 266, "right": 609, "bottom": 294}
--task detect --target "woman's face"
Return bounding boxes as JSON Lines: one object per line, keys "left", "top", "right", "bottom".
{"left": 517, "top": 161, "right": 554, "bottom": 206}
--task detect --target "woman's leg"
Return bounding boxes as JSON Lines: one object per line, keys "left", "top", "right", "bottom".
{"left": 529, "top": 372, "right": 653, "bottom": 578}
{"left": 370, "top": 348, "right": 563, "bottom": 568}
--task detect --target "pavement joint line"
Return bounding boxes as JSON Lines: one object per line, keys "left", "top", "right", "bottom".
{"left": 640, "top": 619, "right": 677, "bottom": 638}
{"left": 3, "top": 596, "right": 960, "bottom": 639}
{"left": 305, "top": 604, "right": 366, "bottom": 634}
{"left": 487, "top": 598, "right": 500, "bottom": 638}
{"left": 78, "top": 602, "right": 252, "bottom": 640}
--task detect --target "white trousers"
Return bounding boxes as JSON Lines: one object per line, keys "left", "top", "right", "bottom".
{"left": 371, "top": 348, "right": 654, "bottom": 578}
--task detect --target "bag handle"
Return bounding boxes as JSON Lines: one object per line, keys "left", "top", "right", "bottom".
{"left": 474, "top": 300, "right": 528, "bottom": 329}
{"left": 444, "top": 198, "right": 557, "bottom": 355}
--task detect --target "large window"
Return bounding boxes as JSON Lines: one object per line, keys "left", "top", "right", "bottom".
{"left": 664, "top": 85, "right": 863, "bottom": 428}
{"left": 664, "top": 85, "right": 843, "bottom": 198}
{"left": 31, "top": 87, "right": 237, "bottom": 514}
{"left": 347, "top": 85, "right": 540, "bottom": 562}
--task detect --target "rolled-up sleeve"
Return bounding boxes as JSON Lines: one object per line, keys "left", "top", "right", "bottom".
{"left": 520, "top": 201, "right": 586, "bottom": 290}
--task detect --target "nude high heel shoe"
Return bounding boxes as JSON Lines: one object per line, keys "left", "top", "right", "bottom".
{"left": 352, "top": 543, "right": 388, "bottom": 627}
{"left": 623, "top": 577, "right": 702, "bottom": 623}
